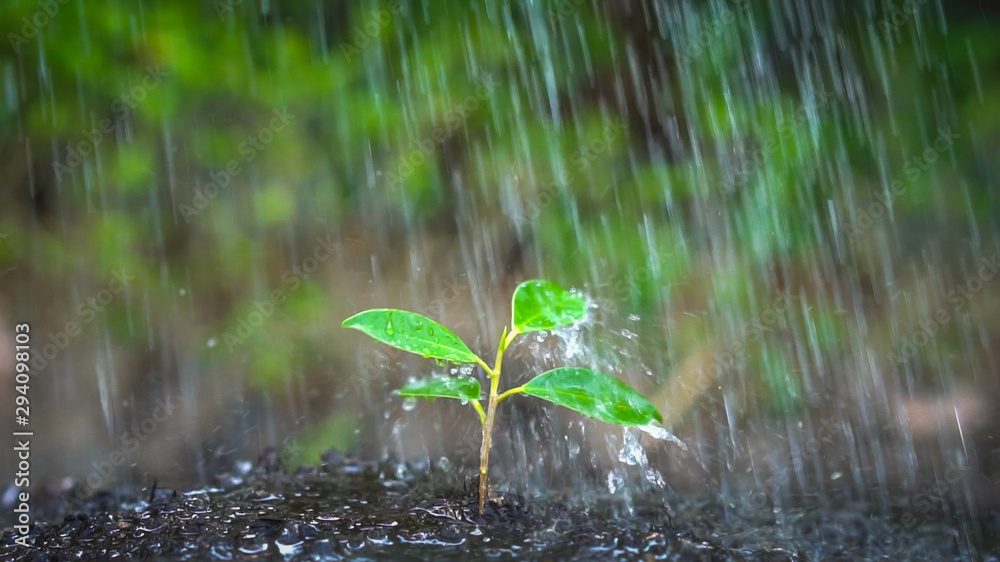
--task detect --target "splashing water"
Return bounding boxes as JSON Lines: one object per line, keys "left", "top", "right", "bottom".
{"left": 638, "top": 423, "right": 689, "bottom": 452}
{"left": 617, "top": 429, "right": 648, "bottom": 466}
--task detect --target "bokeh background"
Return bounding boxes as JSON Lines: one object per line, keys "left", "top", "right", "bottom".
{"left": 1, "top": 0, "right": 999, "bottom": 521}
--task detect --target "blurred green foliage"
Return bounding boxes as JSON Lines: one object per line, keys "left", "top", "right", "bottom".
{"left": 1, "top": 0, "right": 999, "bottom": 466}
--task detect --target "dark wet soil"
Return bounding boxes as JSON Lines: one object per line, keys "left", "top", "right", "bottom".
{"left": 2, "top": 450, "right": 998, "bottom": 561}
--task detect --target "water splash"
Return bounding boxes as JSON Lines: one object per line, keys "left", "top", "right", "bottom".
{"left": 638, "top": 423, "right": 689, "bottom": 452}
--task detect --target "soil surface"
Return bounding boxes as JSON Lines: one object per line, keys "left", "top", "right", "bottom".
{"left": 2, "top": 450, "right": 997, "bottom": 561}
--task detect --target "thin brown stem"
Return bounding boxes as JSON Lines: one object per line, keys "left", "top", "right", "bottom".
{"left": 477, "top": 328, "right": 511, "bottom": 512}
{"left": 477, "top": 371, "right": 500, "bottom": 512}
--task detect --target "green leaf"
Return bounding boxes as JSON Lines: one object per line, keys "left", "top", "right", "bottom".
{"left": 522, "top": 367, "right": 662, "bottom": 425}
{"left": 342, "top": 309, "right": 481, "bottom": 365}
{"left": 396, "top": 376, "right": 481, "bottom": 402}
{"left": 511, "top": 279, "right": 587, "bottom": 333}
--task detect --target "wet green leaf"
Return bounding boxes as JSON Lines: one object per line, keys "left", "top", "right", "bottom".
{"left": 522, "top": 367, "right": 662, "bottom": 425}
{"left": 397, "top": 376, "right": 481, "bottom": 402}
{"left": 342, "top": 309, "right": 481, "bottom": 365}
{"left": 511, "top": 280, "right": 587, "bottom": 333}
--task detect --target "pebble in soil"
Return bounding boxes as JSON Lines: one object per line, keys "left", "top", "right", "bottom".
{"left": 1, "top": 449, "right": 997, "bottom": 561}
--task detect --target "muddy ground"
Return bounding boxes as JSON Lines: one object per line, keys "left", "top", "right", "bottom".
{"left": 1, "top": 450, "right": 997, "bottom": 561}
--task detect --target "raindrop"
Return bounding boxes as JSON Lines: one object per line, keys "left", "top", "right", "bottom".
{"left": 237, "top": 537, "right": 268, "bottom": 555}
{"left": 618, "top": 429, "right": 647, "bottom": 466}
{"left": 606, "top": 470, "right": 625, "bottom": 494}
{"left": 401, "top": 398, "right": 417, "bottom": 412}
{"left": 638, "top": 423, "right": 689, "bottom": 451}
{"left": 568, "top": 441, "right": 580, "bottom": 458}
{"left": 644, "top": 468, "right": 666, "bottom": 488}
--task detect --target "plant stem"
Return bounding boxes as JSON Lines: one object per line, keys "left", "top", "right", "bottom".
{"left": 478, "top": 366, "right": 500, "bottom": 512}
{"left": 478, "top": 327, "right": 512, "bottom": 512}
{"left": 504, "top": 328, "right": 519, "bottom": 349}
{"left": 475, "top": 356, "right": 496, "bottom": 378}
{"left": 471, "top": 400, "right": 486, "bottom": 426}
{"left": 496, "top": 386, "right": 524, "bottom": 403}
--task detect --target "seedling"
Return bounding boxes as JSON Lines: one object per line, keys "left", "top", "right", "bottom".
{"left": 342, "top": 279, "right": 662, "bottom": 512}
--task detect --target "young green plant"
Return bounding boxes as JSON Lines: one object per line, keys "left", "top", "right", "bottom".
{"left": 342, "top": 279, "right": 662, "bottom": 512}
